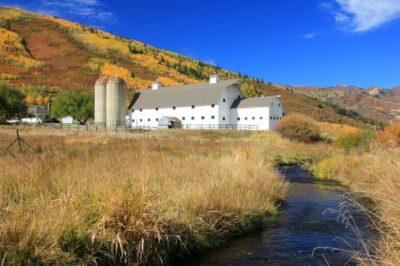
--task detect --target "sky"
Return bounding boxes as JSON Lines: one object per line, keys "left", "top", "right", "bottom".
{"left": 2, "top": 0, "right": 400, "bottom": 88}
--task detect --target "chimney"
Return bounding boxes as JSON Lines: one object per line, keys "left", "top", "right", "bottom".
{"left": 209, "top": 74, "right": 220, "bottom": 84}
{"left": 152, "top": 81, "right": 162, "bottom": 90}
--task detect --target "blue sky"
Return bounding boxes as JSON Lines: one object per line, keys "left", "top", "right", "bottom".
{"left": 2, "top": 0, "right": 400, "bottom": 88}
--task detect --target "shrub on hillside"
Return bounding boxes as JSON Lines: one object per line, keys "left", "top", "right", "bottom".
{"left": 334, "top": 130, "right": 375, "bottom": 152}
{"left": 378, "top": 121, "right": 400, "bottom": 147}
{"left": 275, "top": 114, "right": 321, "bottom": 143}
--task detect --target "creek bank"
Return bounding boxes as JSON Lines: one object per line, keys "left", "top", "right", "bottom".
{"left": 190, "top": 164, "right": 378, "bottom": 265}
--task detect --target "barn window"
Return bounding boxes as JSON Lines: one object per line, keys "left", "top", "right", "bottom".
{"left": 222, "top": 98, "right": 226, "bottom": 102}
{"left": 211, "top": 116, "right": 215, "bottom": 119}
{"left": 260, "top": 117, "right": 263, "bottom": 120}
{"left": 270, "top": 116, "right": 272, "bottom": 119}
{"left": 156, "top": 118, "right": 159, "bottom": 122}
{"left": 140, "top": 109, "right": 142, "bottom": 112}
{"left": 237, "top": 117, "right": 240, "bottom": 121}
{"left": 140, "top": 119, "right": 143, "bottom": 122}
{"left": 173, "top": 106, "right": 176, "bottom": 110}
{"left": 155, "top": 107, "right": 158, "bottom": 111}
{"left": 222, "top": 117, "right": 226, "bottom": 121}
{"left": 132, "top": 119, "right": 135, "bottom": 122}
{"left": 148, "top": 118, "right": 151, "bottom": 122}
{"left": 191, "top": 105, "right": 195, "bottom": 109}
{"left": 182, "top": 117, "right": 186, "bottom": 120}
{"left": 211, "top": 104, "right": 215, "bottom": 108}
{"left": 201, "top": 116, "right": 205, "bottom": 120}
{"left": 252, "top": 117, "right": 255, "bottom": 120}
{"left": 191, "top": 116, "right": 195, "bottom": 120}
{"left": 245, "top": 117, "right": 248, "bottom": 120}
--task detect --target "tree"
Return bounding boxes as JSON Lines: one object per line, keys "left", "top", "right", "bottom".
{"left": 241, "top": 82, "right": 261, "bottom": 98}
{"left": 51, "top": 90, "right": 93, "bottom": 124}
{"left": 0, "top": 82, "right": 27, "bottom": 123}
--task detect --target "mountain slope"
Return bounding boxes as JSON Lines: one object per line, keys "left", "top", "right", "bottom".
{"left": 292, "top": 85, "right": 400, "bottom": 123}
{"left": 0, "top": 6, "right": 373, "bottom": 128}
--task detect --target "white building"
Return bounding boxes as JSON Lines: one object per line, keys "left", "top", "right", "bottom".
{"left": 62, "top": 116, "right": 74, "bottom": 124}
{"left": 128, "top": 75, "right": 284, "bottom": 131}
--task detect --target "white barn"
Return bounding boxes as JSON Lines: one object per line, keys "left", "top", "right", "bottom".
{"left": 128, "top": 75, "right": 284, "bottom": 130}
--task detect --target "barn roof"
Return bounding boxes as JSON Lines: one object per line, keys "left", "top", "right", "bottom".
{"left": 231, "top": 96, "right": 277, "bottom": 109}
{"left": 128, "top": 79, "right": 240, "bottom": 110}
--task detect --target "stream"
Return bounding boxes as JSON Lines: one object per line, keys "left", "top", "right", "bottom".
{"left": 192, "top": 165, "right": 377, "bottom": 265}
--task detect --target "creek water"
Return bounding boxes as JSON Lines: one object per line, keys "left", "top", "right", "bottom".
{"left": 191, "top": 165, "right": 377, "bottom": 265}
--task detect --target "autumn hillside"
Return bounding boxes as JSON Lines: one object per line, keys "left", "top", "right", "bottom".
{"left": 0, "top": 6, "right": 373, "bottom": 127}
{"left": 292, "top": 85, "right": 400, "bottom": 124}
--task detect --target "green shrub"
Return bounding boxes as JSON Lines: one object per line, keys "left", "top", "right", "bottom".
{"left": 275, "top": 113, "right": 321, "bottom": 143}
{"left": 0, "top": 82, "right": 27, "bottom": 123}
{"left": 334, "top": 130, "right": 375, "bottom": 152}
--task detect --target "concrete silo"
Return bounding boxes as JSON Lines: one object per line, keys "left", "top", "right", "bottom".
{"left": 106, "top": 76, "right": 126, "bottom": 128}
{"left": 94, "top": 76, "right": 108, "bottom": 126}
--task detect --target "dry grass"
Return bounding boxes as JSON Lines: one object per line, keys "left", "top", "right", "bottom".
{"left": 0, "top": 128, "right": 319, "bottom": 264}
{"left": 312, "top": 148, "right": 400, "bottom": 265}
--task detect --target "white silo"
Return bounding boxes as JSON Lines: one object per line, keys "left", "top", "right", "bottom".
{"left": 94, "top": 76, "right": 108, "bottom": 126}
{"left": 106, "top": 76, "right": 126, "bottom": 128}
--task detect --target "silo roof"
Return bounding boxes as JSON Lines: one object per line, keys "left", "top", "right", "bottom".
{"left": 95, "top": 76, "right": 109, "bottom": 86}
{"left": 128, "top": 79, "right": 241, "bottom": 110}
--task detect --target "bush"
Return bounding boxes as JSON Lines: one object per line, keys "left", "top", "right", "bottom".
{"left": 0, "top": 82, "right": 27, "bottom": 123}
{"left": 334, "top": 130, "right": 375, "bottom": 152}
{"left": 378, "top": 121, "right": 400, "bottom": 147}
{"left": 275, "top": 113, "right": 321, "bottom": 143}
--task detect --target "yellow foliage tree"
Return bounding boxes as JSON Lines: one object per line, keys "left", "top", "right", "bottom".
{"left": 25, "top": 95, "right": 36, "bottom": 105}
{"left": 101, "top": 63, "right": 151, "bottom": 89}
{"left": 0, "top": 28, "right": 41, "bottom": 69}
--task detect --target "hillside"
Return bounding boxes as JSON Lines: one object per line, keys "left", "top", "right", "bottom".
{"left": 0, "top": 6, "right": 373, "bottom": 127}
{"left": 292, "top": 85, "right": 400, "bottom": 124}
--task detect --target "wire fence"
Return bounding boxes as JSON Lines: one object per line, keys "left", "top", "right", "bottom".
{"left": 39, "top": 123, "right": 258, "bottom": 133}
{"left": 45, "top": 123, "right": 152, "bottom": 133}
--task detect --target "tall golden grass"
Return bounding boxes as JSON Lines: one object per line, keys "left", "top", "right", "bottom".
{"left": 312, "top": 147, "right": 400, "bottom": 265}
{"left": 0, "top": 129, "right": 301, "bottom": 264}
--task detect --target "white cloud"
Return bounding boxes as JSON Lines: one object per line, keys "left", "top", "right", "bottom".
{"left": 303, "top": 33, "right": 316, "bottom": 39}
{"left": 1, "top": 0, "right": 114, "bottom": 23}
{"left": 40, "top": 0, "right": 113, "bottom": 21}
{"left": 333, "top": 0, "right": 400, "bottom": 32}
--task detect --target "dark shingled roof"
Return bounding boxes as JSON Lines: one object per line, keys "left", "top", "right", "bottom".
{"left": 128, "top": 79, "right": 240, "bottom": 110}
{"left": 231, "top": 96, "right": 276, "bottom": 109}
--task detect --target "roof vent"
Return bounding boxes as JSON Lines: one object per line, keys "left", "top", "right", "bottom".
{"left": 152, "top": 81, "right": 162, "bottom": 90}
{"left": 209, "top": 74, "right": 220, "bottom": 84}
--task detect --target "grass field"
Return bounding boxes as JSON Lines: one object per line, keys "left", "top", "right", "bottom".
{"left": 1, "top": 126, "right": 399, "bottom": 265}
{"left": 312, "top": 147, "right": 400, "bottom": 265}
{"left": 0, "top": 127, "right": 329, "bottom": 264}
